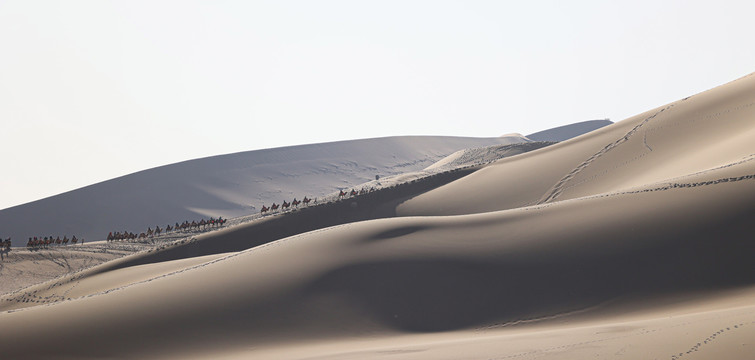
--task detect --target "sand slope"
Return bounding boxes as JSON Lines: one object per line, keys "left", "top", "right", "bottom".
{"left": 0, "top": 135, "right": 526, "bottom": 241}
{"left": 525, "top": 119, "right": 613, "bottom": 142}
{"left": 398, "top": 73, "right": 755, "bottom": 216}
{"left": 1, "top": 73, "right": 754, "bottom": 358}
{"left": 2, "top": 170, "right": 752, "bottom": 358}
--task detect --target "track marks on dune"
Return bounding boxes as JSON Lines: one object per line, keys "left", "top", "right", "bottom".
{"left": 0, "top": 232, "right": 217, "bottom": 307}
{"left": 537, "top": 94, "right": 755, "bottom": 205}
{"left": 643, "top": 131, "right": 653, "bottom": 152}
{"left": 537, "top": 105, "right": 673, "bottom": 205}
{"left": 553, "top": 152, "right": 650, "bottom": 198}
{"left": 485, "top": 315, "right": 755, "bottom": 360}
{"left": 38, "top": 250, "right": 74, "bottom": 272}
{"left": 488, "top": 329, "right": 643, "bottom": 359}
{"left": 554, "top": 152, "right": 755, "bottom": 207}
{"left": 524, "top": 169, "right": 755, "bottom": 213}
{"left": 619, "top": 173, "right": 755, "bottom": 194}
{"left": 2, "top": 289, "right": 72, "bottom": 306}
{"left": 670, "top": 321, "right": 753, "bottom": 360}
{"left": 476, "top": 304, "right": 602, "bottom": 331}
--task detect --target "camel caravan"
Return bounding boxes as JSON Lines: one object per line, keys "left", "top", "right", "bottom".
{"left": 106, "top": 217, "right": 227, "bottom": 243}
{"left": 11, "top": 186, "right": 378, "bottom": 251}
{"left": 259, "top": 187, "right": 377, "bottom": 215}
{"left": 260, "top": 196, "right": 313, "bottom": 214}
{"left": 339, "top": 187, "right": 376, "bottom": 198}
{"left": 26, "top": 235, "right": 82, "bottom": 250}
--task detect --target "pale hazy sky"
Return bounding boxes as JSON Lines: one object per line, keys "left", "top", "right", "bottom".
{"left": 1, "top": 0, "right": 754, "bottom": 210}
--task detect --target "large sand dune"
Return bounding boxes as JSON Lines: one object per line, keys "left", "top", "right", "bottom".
{"left": 398, "top": 73, "right": 755, "bottom": 215}
{"left": 1, "top": 73, "right": 754, "bottom": 358}
{"left": 0, "top": 135, "right": 527, "bottom": 242}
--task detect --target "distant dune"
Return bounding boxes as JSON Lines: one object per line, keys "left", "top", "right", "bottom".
{"left": 525, "top": 119, "right": 613, "bottom": 142}
{"left": 0, "top": 135, "right": 527, "bottom": 242}
{"left": 1, "top": 73, "right": 754, "bottom": 359}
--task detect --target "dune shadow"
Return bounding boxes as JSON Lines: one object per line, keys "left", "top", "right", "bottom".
{"left": 367, "top": 226, "right": 428, "bottom": 242}
{"left": 306, "top": 209, "right": 755, "bottom": 332}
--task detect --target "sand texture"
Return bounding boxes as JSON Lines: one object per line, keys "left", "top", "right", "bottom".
{"left": 0, "top": 73, "right": 754, "bottom": 358}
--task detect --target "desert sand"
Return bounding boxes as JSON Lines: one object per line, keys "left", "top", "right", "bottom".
{"left": 0, "top": 135, "right": 531, "bottom": 242}
{"left": 0, "top": 72, "right": 754, "bottom": 359}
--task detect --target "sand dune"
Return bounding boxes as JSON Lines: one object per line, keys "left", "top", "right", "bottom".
{"left": 524, "top": 118, "right": 613, "bottom": 142}
{"left": 398, "top": 73, "right": 755, "bottom": 216}
{"left": 0, "top": 142, "right": 554, "bottom": 297}
{"left": 1, "top": 73, "right": 754, "bottom": 358}
{"left": 0, "top": 135, "right": 527, "bottom": 242}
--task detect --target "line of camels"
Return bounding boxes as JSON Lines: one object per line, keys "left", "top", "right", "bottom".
{"left": 260, "top": 196, "right": 312, "bottom": 213}
{"left": 107, "top": 187, "right": 376, "bottom": 242}
{"left": 259, "top": 187, "right": 375, "bottom": 214}
{"left": 6, "top": 187, "right": 377, "bottom": 250}
{"left": 106, "top": 217, "right": 227, "bottom": 242}
{"left": 25, "top": 235, "right": 82, "bottom": 249}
